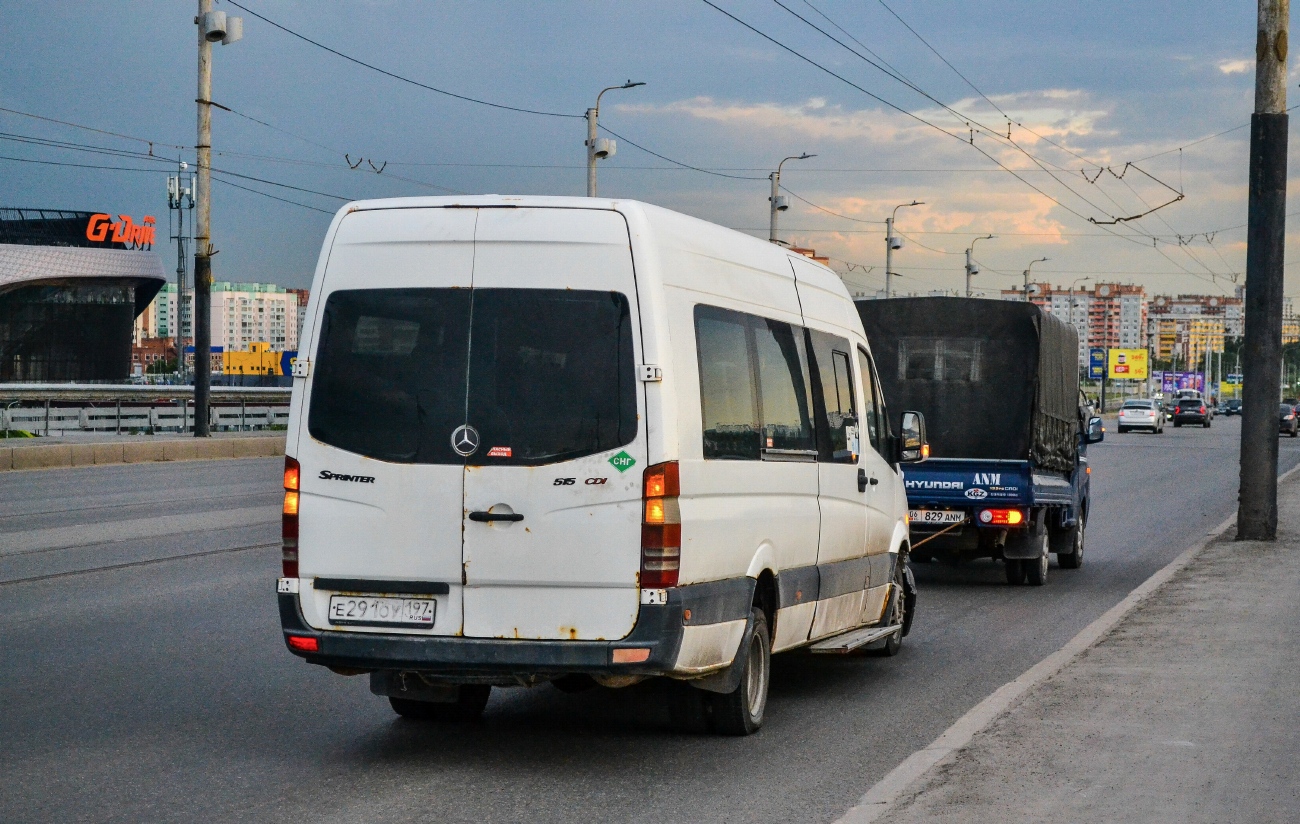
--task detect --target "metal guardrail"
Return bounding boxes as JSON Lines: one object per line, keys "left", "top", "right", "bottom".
{"left": 0, "top": 383, "right": 291, "bottom": 403}
{"left": 0, "top": 385, "right": 292, "bottom": 435}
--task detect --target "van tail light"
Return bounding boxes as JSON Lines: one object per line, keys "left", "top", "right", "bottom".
{"left": 282, "top": 456, "right": 300, "bottom": 578}
{"left": 641, "top": 461, "right": 680, "bottom": 589}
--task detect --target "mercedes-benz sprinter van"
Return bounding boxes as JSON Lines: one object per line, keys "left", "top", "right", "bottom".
{"left": 278, "top": 196, "right": 926, "bottom": 735}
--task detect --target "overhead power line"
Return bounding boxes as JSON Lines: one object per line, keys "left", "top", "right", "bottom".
{"left": 224, "top": 0, "right": 581, "bottom": 119}
{"left": 0, "top": 105, "right": 188, "bottom": 153}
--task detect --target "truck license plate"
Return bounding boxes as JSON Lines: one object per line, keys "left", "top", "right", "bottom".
{"left": 327, "top": 595, "right": 436, "bottom": 628}
{"left": 909, "top": 509, "right": 966, "bottom": 525}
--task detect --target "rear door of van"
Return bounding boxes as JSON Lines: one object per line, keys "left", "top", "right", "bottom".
{"left": 295, "top": 208, "right": 477, "bottom": 637}
{"left": 459, "top": 208, "right": 645, "bottom": 641}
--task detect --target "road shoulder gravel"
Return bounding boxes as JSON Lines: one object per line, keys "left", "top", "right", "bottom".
{"left": 843, "top": 474, "right": 1300, "bottom": 823}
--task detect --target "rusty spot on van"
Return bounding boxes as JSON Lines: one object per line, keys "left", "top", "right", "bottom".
{"left": 561, "top": 626, "right": 579, "bottom": 640}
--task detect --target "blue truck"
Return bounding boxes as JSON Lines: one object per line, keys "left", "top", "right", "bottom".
{"left": 856, "top": 297, "right": 1104, "bottom": 585}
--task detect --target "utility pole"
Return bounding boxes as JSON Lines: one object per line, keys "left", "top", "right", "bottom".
{"left": 585, "top": 81, "right": 643, "bottom": 197}
{"left": 194, "top": 2, "right": 241, "bottom": 436}
{"left": 965, "top": 234, "right": 994, "bottom": 298}
{"left": 885, "top": 200, "right": 923, "bottom": 298}
{"left": 1022, "top": 257, "right": 1048, "bottom": 301}
{"left": 166, "top": 163, "right": 195, "bottom": 382}
{"left": 767, "top": 153, "right": 815, "bottom": 244}
{"left": 1239, "top": 0, "right": 1289, "bottom": 540}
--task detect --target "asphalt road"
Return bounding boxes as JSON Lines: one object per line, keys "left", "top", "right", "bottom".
{"left": 2, "top": 418, "right": 1296, "bottom": 823}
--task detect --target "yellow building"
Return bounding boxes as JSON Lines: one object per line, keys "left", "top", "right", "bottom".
{"left": 223, "top": 342, "right": 284, "bottom": 376}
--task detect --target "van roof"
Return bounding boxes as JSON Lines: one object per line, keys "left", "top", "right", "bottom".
{"left": 333, "top": 195, "right": 839, "bottom": 276}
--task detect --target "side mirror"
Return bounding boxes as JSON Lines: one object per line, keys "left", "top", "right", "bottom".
{"left": 1086, "top": 416, "right": 1104, "bottom": 444}
{"left": 897, "top": 410, "right": 929, "bottom": 463}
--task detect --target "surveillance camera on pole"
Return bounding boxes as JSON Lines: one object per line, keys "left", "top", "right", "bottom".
{"left": 586, "top": 81, "right": 644, "bottom": 197}
{"left": 768, "top": 153, "right": 815, "bottom": 244}
{"left": 193, "top": 0, "right": 242, "bottom": 436}
{"left": 885, "top": 200, "right": 923, "bottom": 298}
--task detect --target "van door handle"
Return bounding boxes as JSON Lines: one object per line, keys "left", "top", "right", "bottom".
{"left": 468, "top": 511, "right": 524, "bottom": 522}
{"left": 858, "top": 469, "right": 869, "bottom": 492}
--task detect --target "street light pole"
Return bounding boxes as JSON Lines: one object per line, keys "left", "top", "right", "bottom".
{"left": 585, "top": 81, "right": 644, "bottom": 197}
{"left": 194, "top": 1, "right": 240, "bottom": 436}
{"left": 768, "top": 153, "right": 815, "bottom": 244}
{"left": 1022, "top": 257, "right": 1049, "bottom": 302}
{"left": 884, "top": 200, "right": 923, "bottom": 298}
{"left": 965, "top": 234, "right": 994, "bottom": 298}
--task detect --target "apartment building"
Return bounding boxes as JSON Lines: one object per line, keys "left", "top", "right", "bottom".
{"left": 1005, "top": 282, "right": 1148, "bottom": 367}
{"left": 144, "top": 281, "right": 299, "bottom": 352}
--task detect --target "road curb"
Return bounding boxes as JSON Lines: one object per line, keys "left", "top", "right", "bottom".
{"left": 833, "top": 466, "right": 1300, "bottom": 824}
{"left": 0, "top": 435, "right": 285, "bottom": 472}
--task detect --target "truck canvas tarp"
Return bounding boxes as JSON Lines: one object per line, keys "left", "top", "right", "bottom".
{"left": 855, "top": 297, "right": 1079, "bottom": 474}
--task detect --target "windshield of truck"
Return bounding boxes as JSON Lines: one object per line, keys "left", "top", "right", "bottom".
{"left": 308, "top": 287, "right": 637, "bottom": 465}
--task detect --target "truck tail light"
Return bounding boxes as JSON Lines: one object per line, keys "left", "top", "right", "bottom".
{"left": 978, "top": 508, "right": 1025, "bottom": 526}
{"left": 283, "top": 456, "right": 300, "bottom": 578}
{"left": 641, "top": 461, "right": 680, "bottom": 589}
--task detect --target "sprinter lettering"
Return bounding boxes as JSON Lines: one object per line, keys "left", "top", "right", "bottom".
{"left": 318, "top": 470, "right": 376, "bottom": 483}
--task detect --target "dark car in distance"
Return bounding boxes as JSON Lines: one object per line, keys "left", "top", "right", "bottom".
{"left": 1173, "top": 397, "right": 1211, "bottom": 428}
{"left": 1281, "top": 404, "right": 1299, "bottom": 437}
{"left": 1222, "top": 399, "right": 1242, "bottom": 416}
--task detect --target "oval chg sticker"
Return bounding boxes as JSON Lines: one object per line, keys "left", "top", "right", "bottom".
{"left": 609, "top": 451, "right": 636, "bottom": 472}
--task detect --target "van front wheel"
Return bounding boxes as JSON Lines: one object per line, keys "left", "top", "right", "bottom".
{"left": 707, "top": 608, "right": 770, "bottom": 736}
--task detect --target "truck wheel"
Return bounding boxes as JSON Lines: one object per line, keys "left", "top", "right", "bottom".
{"left": 1025, "top": 533, "right": 1049, "bottom": 586}
{"left": 389, "top": 685, "right": 491, "bottom": 722}
{"left": 707, "top": 607, "right": 770, "bottom": 736}
{"left": 1204, "top": 419, "right": 1211, "bottom": 428}
{"left": 1056, "top": 520, "right": 1084, "bottom": 569}
{"left": 1175, "top": 421, "right": 1182, "bottom": 428}
{"left": 1004, "top": 559, "right": 1026, "bottom": 585}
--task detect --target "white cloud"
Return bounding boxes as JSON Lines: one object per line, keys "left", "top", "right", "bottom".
{"left": 1218, "top": 59, "right": 1253, "bottom": 75}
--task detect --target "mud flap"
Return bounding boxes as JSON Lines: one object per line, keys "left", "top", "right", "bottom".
{"left": 687, "top": 611, "right": 756, "bottom": 695}
{"left": 1002, "top": 509, "right": 1048, "bottom": 560}
{"left": 901, "top": 562, "right": 918, "bottom": 637}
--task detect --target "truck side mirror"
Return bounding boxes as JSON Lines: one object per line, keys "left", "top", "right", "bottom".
{"left": 1086, "top": 416, "right": 1104, "bottom": 443}
{"left": 897, "top": 410, "right": 929, "bottom": 463}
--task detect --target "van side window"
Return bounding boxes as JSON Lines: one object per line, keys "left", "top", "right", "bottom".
{"left": 696, "top": 307, "right": 761, "bottom": 460}
{"left": 808, "top": 329, "right": 857, "bottom": 463}
{"left": 753, "top": 318, "right": 816, "bottom": 453}
{"left": 857, "top": 347, "right": 882, "bottom": 455}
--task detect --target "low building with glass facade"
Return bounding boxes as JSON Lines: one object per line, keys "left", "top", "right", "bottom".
{"left": 0, "top": 208, "right": 165, "bottom": 382}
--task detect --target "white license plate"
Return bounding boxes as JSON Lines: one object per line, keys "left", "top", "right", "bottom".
{"left": 327, "top": 595, "right": 436, "bottom": 628}
{"left": 909, "top": 509, "right": 966, "bottom": 525}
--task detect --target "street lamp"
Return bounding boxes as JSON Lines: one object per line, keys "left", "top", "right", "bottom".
{"left": 768, "top": 153, "right": 816, "bottom": 244}
{"left": 964, "top": 234, "right": 995, "bottom": 298}
{"left": 885, "top": 201, "right": 924, "bottom": 298}
{"left": 193, "top": 1, "right": 243, "bottom": 437}
{"left": 1022, "top": 257, "right": 1049, "bottom": 302}
{"left": 586, "top": 81, "right": 645, "bottom": 197}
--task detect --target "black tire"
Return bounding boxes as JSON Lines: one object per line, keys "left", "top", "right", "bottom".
{"left": 1291, "top": 428, "right": 1298, "bottom": 438}
{"left": 1025, "top": 530, "right": 1049, "bottom": 586}
{"left": 389, "top": 685, "right": 491, "bottom": 722}
{"left": 1055, "top": 519, "right": 1084, "bottom": 569}
{"left": 1175, "top": 421, "right": 1182, "bottom": 427}
{"left": 871, "top": 561, "right": 909, "bottom": 656}
{"left": 1204, "top": 419, "right": 1211, "bottom": 428}
{"left": 1004, "top": 558, "right": 1026, "bottom": 585}
{"left": 706, "top": 608, "right": 771, "bottom": 736}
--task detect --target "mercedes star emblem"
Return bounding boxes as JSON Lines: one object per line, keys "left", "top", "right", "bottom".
{"left": 451, "top": 424, "right": 480, "bottom": 457}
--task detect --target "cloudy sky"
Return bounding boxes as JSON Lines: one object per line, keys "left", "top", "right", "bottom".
{"left": 1, "top": 1, "right": 1293, "bottom": 299}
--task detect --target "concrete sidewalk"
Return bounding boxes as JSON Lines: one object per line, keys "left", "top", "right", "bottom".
{"left": 880, "top": 480, "right": 1300, "bottom": 823}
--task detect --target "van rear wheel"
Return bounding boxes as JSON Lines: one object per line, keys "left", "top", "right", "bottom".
{"left": 389, "top": 685, "right": 491, "bottom": 722}
{"left": 707, "top": 608, "right": 770, "bottom": 736}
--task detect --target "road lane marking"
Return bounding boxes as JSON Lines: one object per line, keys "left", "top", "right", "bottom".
{"left": 834, "top": 461, "right": 1300, "bottom": 824}
{"left": 0, "top": 506, "right": 280, "bottom": 557}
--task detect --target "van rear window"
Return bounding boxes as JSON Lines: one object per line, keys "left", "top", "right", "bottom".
{"left": 308, "top": 288, "right": 637, "bottom": 465}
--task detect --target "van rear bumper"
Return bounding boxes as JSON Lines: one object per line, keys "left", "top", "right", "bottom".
{"left": 278, "top": 591, "right": 688, "bottom": 677}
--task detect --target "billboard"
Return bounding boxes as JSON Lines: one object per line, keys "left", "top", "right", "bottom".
{"left": 1108, "top": 348, "right": 1148, "bottom": 380}
{"left": 1153, "top": 371, "right": 1205, "bottom": 394}
{"left": 1088, "top": 348, "right": 1105, "bottom": 380}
